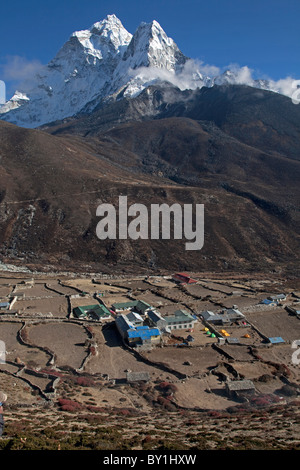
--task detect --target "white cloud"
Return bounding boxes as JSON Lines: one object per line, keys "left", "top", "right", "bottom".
{"left": 130, "top": 58, "right": 299, "bottom": 102}
{"left": 129, "top": 59, "right": 219, "bottom": 91}
{"left": 225, "top": 64, "right": 255, "bottom": 85}
{"left": 0, "top": 55, "right": 44, "bottom": 98}
{"left": 1, "top": 55, "right": 43, "bottom": 82}
{"left": 268, "top": 76, "right": 300, "bottom": 101}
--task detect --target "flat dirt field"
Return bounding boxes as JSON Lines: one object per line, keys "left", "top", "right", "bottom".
{"left": 156, "top": 287, "right": 201, "bottom": 305}
{"left": 231, "top": 361, "right": 277, "bottom": 380}
{"left": 184, "top": 284, "right": 227, "bottom": 298}
{"left": 12, "top": 283, "right": 62, "bottom": 298}
{"left": 220, "top": 295, "right": 264, "bottom": 309}
{"left": 70, "top": 296, "right": 100, "bottom": 310}
{"left": 134, "top": 291, "right": 173, "bottom": 308}
{"left": 174, "top": 376, "right": 237, "bottom": 409}
{"left": 144, "top": 344, "right": 224, "bottom": 375}
{"left": 63, "top": 279, "right": 129, "bottom": 295}
{"left": 146, "top": 277, "right": 176, "bottom": 288}
{"left": 184, "top": 299, "right": 221, "bottom": 313}
{"left": 14, "top": 297, "right": 69, "bottom": 317}
{"left": 0, "top": 286, "right": 12, "bottom": 297}
{"left": 157, "top": 303, "right": 193, "bottom": 315}
{"left": 0, "top": 321, "right": 49, "bottom": 366}
{"left": 197, "top": 281, "right": 236, "bottom": 294}
{"left": 27, "top": 322, "right": 89, "bottom": 369}
{"left": 106, "top": 279, "right": 152, "bottom": 291}
{"left": 217, "top": 344, "right": 258, "bottom": 361}
{"left": 99, "top": 293, "right": 133, "bottom": 309}
{"left": 246, "top": 309, "right": 300, "bottom": 341}
{"left": 45, "top": 280, "right": 81, "bottom": 296}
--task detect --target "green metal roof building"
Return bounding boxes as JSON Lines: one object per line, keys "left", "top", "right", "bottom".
{"left": 164, "top": 309, "right": 197, "bottom": 330}
{"left": 73, "top": 304, "right": 111, "bottom": 320}
{"left": 112, "top": 299, "right": 152, "bottom": 314}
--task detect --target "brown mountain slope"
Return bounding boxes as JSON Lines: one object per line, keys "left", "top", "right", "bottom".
{"left": 0, "top": 118, "right": 299, "bottom": 274}
{"left": 45, "top": 84, "right": 300, "bottom": 230}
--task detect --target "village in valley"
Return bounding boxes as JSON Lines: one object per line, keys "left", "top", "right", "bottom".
{"left": 0, "top": 266, "right": 300, "bottom": 449}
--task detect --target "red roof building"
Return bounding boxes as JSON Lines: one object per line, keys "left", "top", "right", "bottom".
{"left": 172, "top": 273, "right": 197, "bottom": 284}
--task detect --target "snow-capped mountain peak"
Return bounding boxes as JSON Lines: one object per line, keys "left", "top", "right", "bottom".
{"left": 0, "top": 15, "right": 189, "bottom": 128}
{"left": 53, "top": 14, "right": 132, "bottom": 64}
{"left": 0, "top": 15, "right": 297, "bottom": 129}
{"left": 85, "top": 14, "right": 132, "bottom": 54}
{"left": 122, "top": 20, "right": 187, "bottom": 70}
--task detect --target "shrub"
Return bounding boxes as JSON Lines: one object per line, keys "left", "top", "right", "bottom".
{"left": 208, "top": 411, "right": 222, "bottom": 418}
{"left": 258, "top": 374, "right": 273, "bottom": 383}
{"left": 76, "top": 376, "right": 95, "bottom": 387}
{"left": 57, "top": 398, "right": 83, "bottom": 412}
{"left": 158, "top": 382, "right": 178, "bottom": 395}
{"left": 185, "top": 419, "right": 197, "bottom": 426}
{"left": 158, "top": 381, "right": 170, "bottom": 389}
{"left": 157, "top": 396, "right": 169, "bottom": 406}
{"left": 86, "top": 406, "right": 106, "bottom": 413}
{"left": 86, "top": 326, "right": 94, "bottom": 335}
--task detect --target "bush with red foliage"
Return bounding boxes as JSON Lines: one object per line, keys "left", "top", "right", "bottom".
{"left": 157, "top": 396, "right": 169, "bottom": 406}
{"left": 86, "top": 326, "right": 94, "bottom": 335}
{"left": 250, "top": 394, "right": 281, "bottom": 408}
{"left": 86, "top": 405, "right": 106, "bottom": 412}
{"left": 76, "top": 376, "right": 95, "bottom": 387}
{"left": 158, "top": 382, "right": 178, "bottom": 395}
{"left": 157, "top": 395, "right": 177, "bottom": 411}
{"left": 208, "top": 411, "right": 222, "bottom": 418}
{"left": 185, "top": 419, "right": 197, "bottom": 426}
{"left": 57, "top": 398, "right": 84, "bottom": 412}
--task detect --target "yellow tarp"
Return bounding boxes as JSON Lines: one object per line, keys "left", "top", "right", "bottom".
{"left": 221, "top": 329, "right": 230, "bottom": 336}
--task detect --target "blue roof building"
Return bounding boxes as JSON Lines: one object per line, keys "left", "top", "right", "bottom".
{"left": 260, "top": 299, "right": 278, "bottom": 306}
{"left": 268, "top": 337, "right": 285, "bottom": 344}
{"left": 127, "top": 326, "right": 161, "bottom": 345}
{"left": 0, "top": 302, "right": 10, "bottom": 310}
{"left": 115, "top": 314, "right": 161, "bottom": 346}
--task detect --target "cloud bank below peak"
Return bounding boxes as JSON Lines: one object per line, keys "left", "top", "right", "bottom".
{"left": 128, "top": 59, "right": 300, "bottom": 101}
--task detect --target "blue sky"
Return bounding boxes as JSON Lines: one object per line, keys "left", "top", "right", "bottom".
{"left": 0, "top": 0, "right": 299, "bottom": 97}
